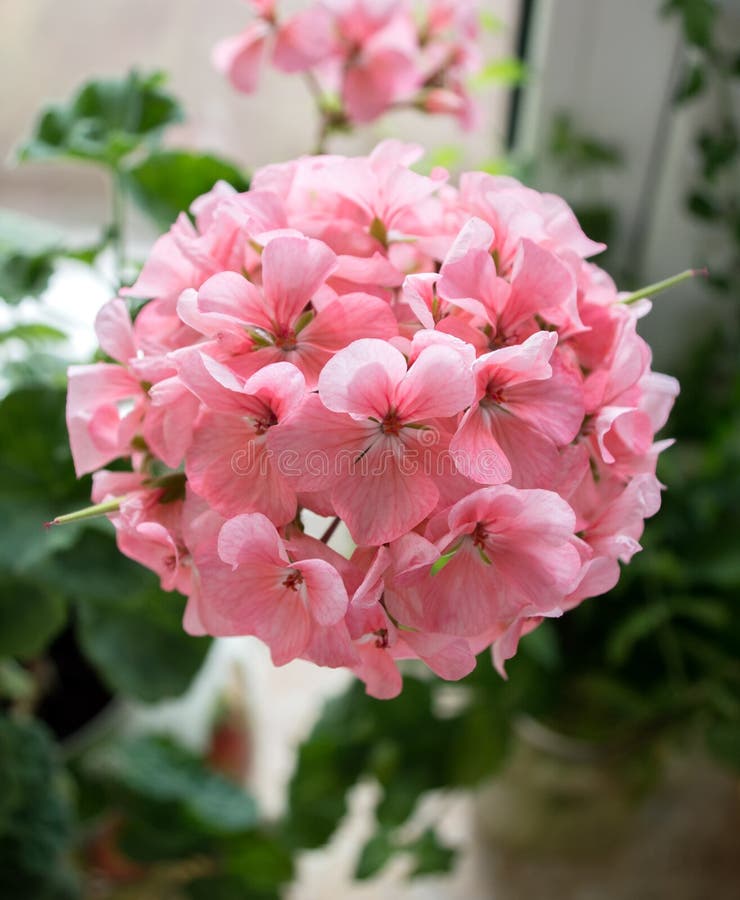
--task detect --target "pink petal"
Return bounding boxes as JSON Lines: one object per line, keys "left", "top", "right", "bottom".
{"left": 217, "top": 512, "right": 288, "bottom": 568}
{"left": 261, "top": 235, "right": 337, "bottom": 327}
{"left": 95, "top": 299, "right": 136, "bottom": 363}
{"left": 296, "top": 558, "right": 349, "bottom": 625}
{"left": 396, "top": 343, "right": 475, "bottom": 421}
{"left": 330, "top": 447, "right": 439, "bottom": 545}
{"left": 212, "top": 23, "right": 270, "bottom": 94}
{"left": 450, "top": 406, "right": 511, "bottom": 484}
{"left": 318, "top": 338, "right": 408, "bottom": 419}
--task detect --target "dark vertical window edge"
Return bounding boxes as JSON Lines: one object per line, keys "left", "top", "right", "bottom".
{"left": 506, "top": 0, "right": 537, "bottom": 149}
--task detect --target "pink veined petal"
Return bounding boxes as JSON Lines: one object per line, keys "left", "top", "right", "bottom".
{"left": 273, "top": 5, "right": 337, "bottom": 71}
{"left": 295, "top": 558, "right": 349, "bottom": 626}
{"left": 342, "top": 48, "right": 418, "bottom": 124}
{"left": 95, "top": 299, "right": 136, "bottom": 363}
{"left": 487, "top": 412, "right": 561, "bottom": 489}
{"left": 261, "top": 235, "right": 337, "bottom": 327}
{"left": 397, "top": 542, "right": 501, "bottom": 636}
{"left": 300, "top": 293, "right": 399, "bottom": 352}
{"left": 500, "top": 239, "right": 575, "bottom": 334}
{"left": 217, "top": 512, "right": 288, "bottom": 568}
{"left": 266, "top": 393, "right": 376, "bottom": 491}
{"left": 402, "top": 273, "right": 438, "bottom": 330}
{"left": 243, "top": 361, "right": 306, "bottom": 420}
{"left": 252, "top": 583, "right": 313, "bottom": 666}
{"left": 353, "top": 545, "right": 392, "bottom": 608}
{"left": 212, "top": 23, "right": 270, "bottom": 94}
{"left": 395, "top": 343, "right": 475, "bottom": 421}
{"left": 303, "top": 620, "right": 360, "bottom": 668}
{"left": 142, "top": 377, "right": 199, "bottom": 468}
{"left": 474, "top": 330, "right": 557, "bottom": 388}
{"left": 450, "top": 406, "right": 512, "bottom": 484}
{"left": 176, "top": 351, "right": 249, "bottom": 415}
{"left": 195, "top": 270, "right": 270, "bottom": 332}
{"left": 501, "top": 357, "right": 585, "bottom": 446}
{"left": 352, "top": 642, "right": 403, "bottom": 699}
{"left": 187, "top": 412, "right": 297, "bottom": 524}
{"left": 318, "top": 338, "right": 408, "bottom": 418}
{"left": 397, "top": 631, "right": 477, "bottom": 681}
{"left": 492, "top": 617, "right": 544, "bottom": 678}
{"left": 330, "top": 443, "right": 439, "bottom": 545}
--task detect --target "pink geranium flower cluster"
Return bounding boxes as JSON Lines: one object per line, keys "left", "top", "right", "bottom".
{"left": 214, "top": 0, "right": 482, "bottom": 129}
{"left": 67, "top": 141, "right": 678, "bottom": 698}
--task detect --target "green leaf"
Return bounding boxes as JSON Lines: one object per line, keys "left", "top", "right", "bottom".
{"left": 0, "top": 324, "right": 66, "bottom": 345}
{"left": 606, "top": 603, "right": 672, "bottom": 667}
{"left": 0, "top": 209, "right": 65, "bottom": 304}
{"left": 0, "top": 387, "right": 90, "bottom": 576}
{"left": 406, "top": 828, "right": 455, "bottom": 877}
{"left": 674, "top": 61, "right": 706, "bottom": 103}
{"left": 470, "top": 58, "right": 527, "bottom": 89}
{"left": 355, "top": 828, "right": 394, "bottom": 879}
{"left": 67, "top": 535, "right": 211, "bottom": 702}
{"left": 225, "top": 831, "right": 294, "bottom": 894}
{"left": 707, "top": 720, "right": 740, "bottom": 773}
{"left": 687, "top": 189, "right": 722, "bottom": 220}
{"left": 124, "top": 150, "right": 249, "bottom": 228}
{"left": 663, "top": 0, "right": 717, "bottom": 49}
{"left": 18, "top": 70, "right": 183, "bottom": 168}
{"left": 0, "top": 575, "right": 67, "bottom": 660}
{"left": 0, "top": 715, "right": 77, "bottom": 899}
{"left": 86, "top": 734, "right": 259, "bottom": 833}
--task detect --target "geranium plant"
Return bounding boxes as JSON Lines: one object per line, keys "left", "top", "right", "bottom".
{"left": 56, "top": 136, "right": 687, "bottom": 698}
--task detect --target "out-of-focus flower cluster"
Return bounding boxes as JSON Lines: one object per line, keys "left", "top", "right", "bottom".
{"left": 67, "top": 141, "right": 678, "bottom": 698}
{"left": 213, "top": 0, "right": 483, "bottom": 129}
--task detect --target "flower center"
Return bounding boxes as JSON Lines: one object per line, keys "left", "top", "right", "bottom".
{"left": 282, "top": 569, "right": 304, "bottom": 591}
{"left": 472, "top": 522, "right": 488, "bottom": 550}
{"left": 380, "top": 411, "right": 403, "bottom": 435}
{"left": 253, "top": 411, "right": 278, "bottom": 436}
{"left": 274, "top": 329, "right": 298, "bottom": 352}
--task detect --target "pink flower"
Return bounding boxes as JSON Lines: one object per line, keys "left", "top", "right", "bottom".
{"left": 65, "top": 142, "right": 678, "bottom": 695}
{"left": 178, "top": 233, "right": 398, "bottom": 387}
{"left": 450, "top": 330, "right": 584, "bottom": 486}
{"left": 271, "top": 336, "right": 475, "bottom": 545}
{"left": 387, "top": 485, "right": 582, "bottom": 636}
{"left": 179, "top": 357, "right": 306, "bottom": 524}
{"left": 194, "top": 513, "right": 349, "bottom": 665}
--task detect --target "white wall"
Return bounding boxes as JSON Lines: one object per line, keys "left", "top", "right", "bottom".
{"left": 516, "top": 0, "right": 740, "bottom": 368}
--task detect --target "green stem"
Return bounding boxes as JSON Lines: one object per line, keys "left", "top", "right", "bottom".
{"left": 622, "top": 267, "right": 707, "bottom": 304}
{"left": 46, "top": 496, "right": 124, "bottom": 527}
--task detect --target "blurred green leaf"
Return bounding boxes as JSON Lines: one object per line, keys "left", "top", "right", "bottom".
{"left": 697, "top": 121, "right": 739, "bottom": 181}
{"left": 85, "top": 734, "right": 259, "bottom": 834}
{"left": 0, "top": 387, "right": 90, "bottom": 579}
{"left": 549, "top": 113, "right": 624, "bottom": 175}
{"left": 18, "top": 70, "right": 183, "bottom": 168}
{"left": 0, "top": 323, "right": 66, "bottom": 345}
{"left": 406, "top": 828, "right": 455, "bottom": 877}
{"left": 606, "top": 603, "right": 672, "bottom": 666}
{"left": 0, "top": 210, "right": 65, "bottom": 304}
{"left": 707, "top": 720, "right": 740, "bottom": 773}
{"left": 224, "top": 831, "right": 294, "bottom": 894}
{"left": 355, "top": 828, "right": 394, "bottom": 879}
{"left": 663, "top": 0, "right": 717, "bottom": 49}
{"left": 687, "top": 189, "right": 722, "bottom": 220}
{"left": 56, "top": 529, "right": 211, "bottom": 702}
{"left": 470, "top": 58, "right": 527, "bottom": 89}
{"left": 0, "top": 715, "right": 77, "bottom": 899}
{"left": 124, "top": 150, "right": 249, "bottom": 228}
{"left": 0, "top": 576, "right": 67, "bottom": 660}
{"left": 674, "top": 61, "right": 706, "bottom": 102}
